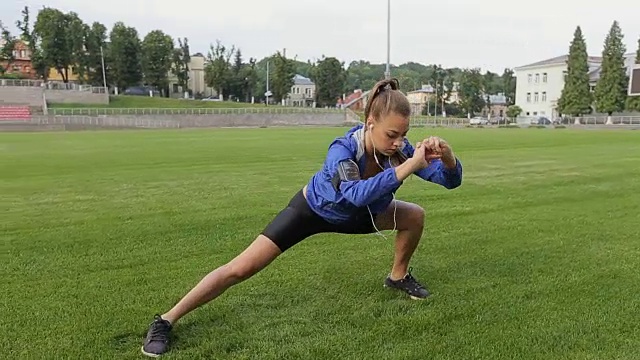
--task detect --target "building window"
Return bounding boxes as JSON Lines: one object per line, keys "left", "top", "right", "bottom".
{"left": 563, "top": 71, "right": 568, "bottom": 81}
{"left": 534, "top": 92, "right": 539, "bottom": 102}
{"left": 542, "top": 92, "right": 547, "bottom": 102}
{"left": 543, "top": 73, "right": 547, "bottom": 83}
{"left": 526, "top": 92, "right": 531, "bottom": 103}
{"left": 535, "top": 74, "right": 540, "bottom": 83}
{"left": 528, "top": 74, "right": 532, "bottom": 83}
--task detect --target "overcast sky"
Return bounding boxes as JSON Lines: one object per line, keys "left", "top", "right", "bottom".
{"left": 2, "top": 0, "right": 639, "bottom": 73}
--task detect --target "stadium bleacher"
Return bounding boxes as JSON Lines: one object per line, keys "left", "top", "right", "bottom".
{"left": 0, "top": 106, "right": 32, "bottom": 121}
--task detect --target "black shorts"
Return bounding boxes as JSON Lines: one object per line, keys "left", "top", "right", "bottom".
{"left": 261, "top": 189, "right": 379, "bottom": 252}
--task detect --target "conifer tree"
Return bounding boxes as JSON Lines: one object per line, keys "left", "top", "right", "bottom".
{"left": 594, "top": 21, "right": 628, "bottom": 116}
{"left": 557, "top": 26, "right": 592, "bottom": 116}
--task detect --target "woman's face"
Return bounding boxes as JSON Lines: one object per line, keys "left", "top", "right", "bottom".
{"left": 368, "top": 112, "right": 410, "bottom": 156}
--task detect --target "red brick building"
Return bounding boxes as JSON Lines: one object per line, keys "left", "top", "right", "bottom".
{"left": 342, "top": 89, "right": 365, "bottom": 111}
{"left": 0, "top": 39, "right": 35, "bottom": 79}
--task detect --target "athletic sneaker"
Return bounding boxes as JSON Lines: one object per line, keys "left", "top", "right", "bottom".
{"left": 141, "top": 314, "right": 172, "bottom": 357}
{"left": 384, "top": 268, "right": 430, "bottom": 300}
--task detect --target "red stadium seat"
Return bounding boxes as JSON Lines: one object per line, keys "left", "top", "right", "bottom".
{"left": 0, "top": 106, "right": 32, "bottom": 120}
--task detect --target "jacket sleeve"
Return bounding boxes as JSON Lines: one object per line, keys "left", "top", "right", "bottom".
{"left": 326, "top": 141, "right": 401, "bottom": 207}
{"left": 401, "top": 139, "right": 463, "bottom": 189}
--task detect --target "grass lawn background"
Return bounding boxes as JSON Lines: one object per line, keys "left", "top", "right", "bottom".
{"left": 1, "top": 127, "right": 639, "bottom": 359}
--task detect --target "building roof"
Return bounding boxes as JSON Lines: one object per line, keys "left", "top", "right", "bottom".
{"left": 487, "top": 94, "right": 507, "bottom": 105}
{"left": 407, "top": 88, "right": 433, "bottom": 94}
{"left": 515, "top": 55, "right": 603, "bottom": 70}
{"left": 293, "top": 74, "right": 314, "bottom": 86}
{"left": 586, "top": 53, "right": 637, "bottom": 82}
{"left": 407, "top": 83, "right": 458, "bottom": 94}
{"left": 344, "top": 89, "right": 363, "bottom": 102}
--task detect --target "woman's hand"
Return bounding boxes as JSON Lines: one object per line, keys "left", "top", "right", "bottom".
{"left": 421, "top": 136, "right": 457, "bottom": 169}
{"left": 408, "top": 141, "right": 440, "bottom": 171}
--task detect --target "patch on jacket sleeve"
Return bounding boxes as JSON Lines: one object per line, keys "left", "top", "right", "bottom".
{"left": 390, "top": 150, "right": 408, "bottom": 167}
{"left": 331, "top": 159, "right": 361, "bottom": 191}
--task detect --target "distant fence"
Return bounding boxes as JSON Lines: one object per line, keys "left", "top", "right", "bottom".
{"left": 516, "top": 115, "right": 640, "bottom": 125}
{"left": 0, "top": 79, "right": 107, "bottom": 94}
{"left": 410, "top": 117, "right": 469, "bottom": 126}
{"left": 340, "top": 108, "right": 470, "bottom": 127}
{"left": 49, "top": 107, "right": 346, "bottom": 116}
{"left": 33, "top": 116, "right": 180, "bottom": 129}
{"left": 577, "top": 115, "right": 640, "bottom": 125}
{"left": 47, "top": 107, "right": 470, "bottom": 127}
{"left": 4, "top": 113, "right": 640, "bottom": 132}
{"left": 29, "top": 111, "right": 351, "bottom": 129}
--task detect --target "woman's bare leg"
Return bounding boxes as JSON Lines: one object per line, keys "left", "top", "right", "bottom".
{"left": 162, "top": 235, "right": 282, "bottom": 324}
{"left": 374, "top": 199, "right": 425, "bottom": 279}
{"left": 142, "top": 235, "right": 282, "bottom": 357}
{"left": 374, "top": 200, "right": 430, "bottom": 299}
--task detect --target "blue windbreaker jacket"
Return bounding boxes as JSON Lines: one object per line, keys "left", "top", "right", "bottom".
{"left": 305, "top": 124, "right": 463, "bottom": 224}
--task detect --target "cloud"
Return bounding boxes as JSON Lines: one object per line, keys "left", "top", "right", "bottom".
{"left": 1, "top": 0, "right": 639, "bottom": 73}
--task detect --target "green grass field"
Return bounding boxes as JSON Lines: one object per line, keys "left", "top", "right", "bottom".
{"left": 2, "top": 127, "right": 639, "bottom": 359}
{"left": 48, "top": 95, "right": 266, "bottom": 109}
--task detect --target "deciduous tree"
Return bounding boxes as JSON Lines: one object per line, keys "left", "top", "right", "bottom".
{"left": 270, "top": 51, "right": 295, "bottom": 103}
{"left": 0, "top": 21, "right": 15, "bottom": 75}
{"left": 458, "top": 68, "right": 485, "bottom": 117}
{"left": 16, "top": 6, "right": 47, "bottom": 80}
{"left": 204, "top": 40, "right": 234, "bottom": 99}
{"left": 141, "top": 30, "right": 174, "bottom": 95}
{"left": 82, "top": 22, "right": 109, "bottom": 86}
{"left": 33, "top": 8, "right": 86, "bottom": 83}
{"left": 171, "top": 37, "right": 190, "bottom": 98}
{"left": 313, "top": 56, "right": 346, "bottom": 107}
{"left": 109, "top": 22, "right": 143, "bottom": 91}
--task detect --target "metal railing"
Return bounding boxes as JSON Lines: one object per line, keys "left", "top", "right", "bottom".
{"left": 49, "top": 107, "right": 346, "bottom": 116}
{"left": 5, "top": 114, "right": 640, "bottom": 131}
{"left": 32, "top": 115, "right": 180, "bottom": 128}
{"left": 345, "top": 108, "right": 362, "bottom": 123}
{"left": 577, "top": 115, "right": 640, "bottom": 125}
{"left": 516, "top": 115, "right": 640, "bottom": 125}
{"left": 410, "top": 116, "right": 469, "bottom": 127}
{"left": 0, "top": 79, "right": 107, "bottom": 93}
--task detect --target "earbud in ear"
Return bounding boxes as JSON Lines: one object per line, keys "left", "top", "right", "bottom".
{"left": 369, "top": 124, "right": 373, "bottom": 131}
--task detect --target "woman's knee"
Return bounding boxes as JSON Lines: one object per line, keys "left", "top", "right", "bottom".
{"left": 222, "top": 235, "right": 282, "bottom": 283}
{"left": 406, "top": 203, "right": 426, "bottom": 230}
{"left": 220, "top": 262, "right": 258, "bottom": 284}
{"left": 377, "top": 201, "right": 426, "bottom": 231}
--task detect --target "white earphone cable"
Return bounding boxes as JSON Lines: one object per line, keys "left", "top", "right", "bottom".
{"left": 366, "top": 126, "right": 397, "bottom": 239}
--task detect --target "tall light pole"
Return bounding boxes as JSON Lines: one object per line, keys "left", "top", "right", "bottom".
{"left": 100, "top": 45, "right": 107, "bottom": 91}
{"left": 384, "top": 0, "right": 391, "bottom": 79}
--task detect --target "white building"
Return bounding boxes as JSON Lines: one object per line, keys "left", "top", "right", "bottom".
{"left": 286, "top": 74, "right": 316, "bottom": 107}
{"left": 405, "top": 83, "right": 460, "bottom": 116}
{"left": 514, "top": 54, "right": 636, "bottom": 119}
{"left": 167, "top": 53, "right": 217, "bottom": 98}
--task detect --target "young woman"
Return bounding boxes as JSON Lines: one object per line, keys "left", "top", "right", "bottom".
{"left": 142, "top": 78, "right": 463, "bottom": 357}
